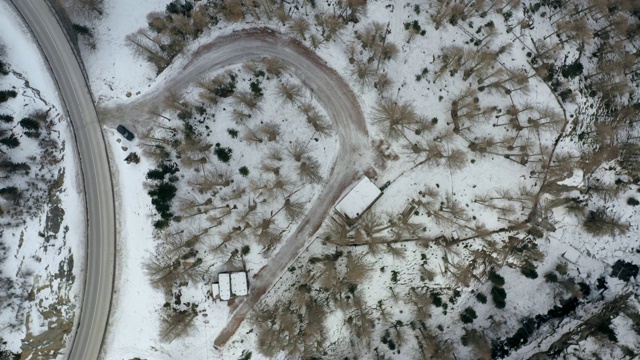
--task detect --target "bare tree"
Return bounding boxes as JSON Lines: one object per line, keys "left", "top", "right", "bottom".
{"left": 290, "top": 17, "right": 310, "bottom": 40}
{"left": 266, "top": 146, "right": 284, "bottom": 162}
{"left": 297, "top": 156, "right": 323, "bottom": 183}
{"left": 159, "top": 306, "right": 198, "bottom": 343}
{"left": 257, "top": 122, "right": 281, "bottom": 142}
{"left": 234, "top": 90, "right": 262, "bottom": 112}
{"left": 287, "top": 140, "right": 311, "bottom": 162}
{"left": 344, "top": 252, "right": 372, "bottom": 283}
{"left": 262, "top": 57, "right": 287, "bottom": 77}
{"left": 282, "top": 196, "right": 305, "bottom": 221}
{"left": 277, "top": 81, "right": 303, "bottom": 104}
{"left": 463, "top": 329, "right": 491, "bottom": 360}
{"left": 372, "top": 98, "right": 421, "bottom": 141}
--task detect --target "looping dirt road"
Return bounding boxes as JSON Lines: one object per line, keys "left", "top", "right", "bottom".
{"left": 105, "top": 28, "right": 372, "bottom": 349}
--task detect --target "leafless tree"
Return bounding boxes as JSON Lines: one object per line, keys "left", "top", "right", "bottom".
{"left": 257, "top": 122, "right": 281, "bottom": 142}
{"left": 287, "top": 140, "right": 311, "bottom": 162}
{"left": 262, "top": 57, "right": 287, "bottom": 77}
{"left": 266, "top": 146, "right": 284, "bottom": 162}
{"left": 350, "top": 59, "right": 377, "bottom": 88}
{"left": 463, "top": 329, "right": 491, "bottom": 360}
{"left": 583, "top": 208, "right": 629, "bottom": 237}
{"left": 375, "top": 72, "right": 393, "bottom": 94}
{"left": 277, "top": 81, "right": 304, "bottom": 104}
{"left": 221, "top": 0, "right": 244, "bottom": 22}
{"left": 443, "top": 147, "right": 468, "bottom": 171}
{"left": 159, "top": 306, "right": 198, "bottom": 343}
{"left": 372, "top": 98, "right": 421, "bottom": 141}
{"left": 344, "top": 252, "right": 372, "bottom": 283}
{"left": 126, "top": 31, "right": 171, "bottom": 72}
{"left": 234, "top": 91, "right": 262, "bottom": 112}
{"left": 297, "top": 156, "right": 323, "bottom": 184}
{"left": 282, "top": 196, "right": 305, "bottom": 221}
{"left": 290, "top": 17, "right": 310, "bottom": 40}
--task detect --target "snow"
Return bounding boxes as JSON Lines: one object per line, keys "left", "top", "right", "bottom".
{"left": 563, "top": 247, "right": 581, "bottom": 263}
{"left": 81, "top": 0, "right": 167, "bottom": 102}
{"left": 0, "top": 2, "right": 84, "bottom": 357}
{"left": 335, "top": 177, "right": 382, "bottom": 220}
{"left": 219, "top": 273, "right": 231, "bottom": 301}
{"left": 78, "top": 0, "right": 640, "bottom": 358}
{"left": 211, "top": 283, "right": 219, "bottom": 298}
{"left": 558, "top": 169, "right": 584, "bottom": 187}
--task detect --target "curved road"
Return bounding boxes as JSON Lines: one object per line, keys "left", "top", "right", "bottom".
{"left": 106, "top": 29, "right": 371, "bottom": 349}
{"left": 10, "top": 0, "right": 116, "bottom": 359}
{"left": 13, "top": 1, "right": 369, "bottom": 356}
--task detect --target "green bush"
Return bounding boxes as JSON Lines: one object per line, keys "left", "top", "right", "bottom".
{"left": 561, "top": 61, "right": 583, "bottom": 79}
{"left": 0, "top": 90, "right": 17, "bottom": 103}
{"left": 19, "top": 118, "right": 40, "bottom": 131}
{"left": 544, "top": 272, "right": 558, "bottom": 283}
{"left": 491, "top": 286, "right": 507, "bottom": 309}
{"left": 520, "top": 262, "right": 539, "bottom": 279}
{"left": 72, "top": 24, "right": 92, "bottom": 36}
{"left": 239, "top": 166, "right": 249, "bottom": 176}
{"left": 0, "top": 134, "right": 19, "bottom": 149}
{"left": 476, "top": 292, "right": 487, "bottom": 304}
{"left": 214, "top": 144, "right": 232, "bottom": 163}
{"left": 431, "top": 293, "right": 443, "bottom": 307}
{"left": 488, "top": 271, "right": 505, "bottom": 286}
{"left": 460, "top": 307, "right": 477, "bottom": 324}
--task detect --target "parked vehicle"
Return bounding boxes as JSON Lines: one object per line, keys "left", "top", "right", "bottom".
{"left": 116, "top": 125, "right": 135, "bottom": 141}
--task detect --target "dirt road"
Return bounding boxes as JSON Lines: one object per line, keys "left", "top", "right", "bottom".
{"left": 103, "top": 28, "right": 370, "bottom": 349}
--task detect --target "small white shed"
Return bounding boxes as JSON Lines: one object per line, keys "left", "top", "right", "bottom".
{"left": 230, "top": 272, "right": 248, "bottom": 296}
{"left": 563, "top": 247, "right": 581, "bottom": 263}
{"left": 219, "top": 273, "right": 231, "bottom": 301}
{"left": 335, "top": 177, "right": 382, "bottom": 223}
{"left": 217, "top": 271, "right": 249, "bottom": 301}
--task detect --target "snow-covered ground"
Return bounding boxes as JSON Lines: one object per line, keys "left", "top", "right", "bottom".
{"left": 0, "top": 1, "right": 84, "bottom": 357}
{"left": 76, "top": 0, "right": 640, "bottom": 359}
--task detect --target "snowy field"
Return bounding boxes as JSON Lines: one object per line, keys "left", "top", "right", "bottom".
{"left": 72, "top": 0, "right": 640, "bottom": 359}
{"left": 0, "top": 1, "right": 84, "bottom": 358}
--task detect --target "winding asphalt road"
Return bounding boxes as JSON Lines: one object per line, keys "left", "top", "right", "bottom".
{"left": 12, "top": 0, "right": 369, "bottom": 356}
{"left": 10, "top": 0, "right": 115, "bottom": 359}
{"left": 105, "top": 29, "right": 371, "bottom": 349}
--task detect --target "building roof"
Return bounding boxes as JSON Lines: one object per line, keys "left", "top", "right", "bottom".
{"left": 563, "top": 247, "right": 581, "bottom": 263}
{"left": 217, "top": 271, "right": 249, "bottom": 301}
{"left": 219, "top": 273, "right": 231, "bottom": 301}
{"left": 230, "top": 272, "right": 248, "bottom": 296}
{"left": 335, "top": 177, "right": 382, "bottom": 220}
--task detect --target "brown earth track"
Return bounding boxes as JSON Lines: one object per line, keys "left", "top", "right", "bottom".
{"left": 102, "top": 28, "right": 372, "bottom": 349}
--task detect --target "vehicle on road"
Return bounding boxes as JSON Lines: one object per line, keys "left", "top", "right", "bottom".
{"left": 116, "top": 125, "right": 135, "bottom": 141}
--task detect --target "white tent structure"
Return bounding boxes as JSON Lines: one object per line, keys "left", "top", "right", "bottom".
{"left": 218, "top": 273, "right": 231, "bottom": 301}
{"left": 217, "top": 271, "right": 249, "bottom": 301}
{"left": 335, "top": 177, "right": 382, "bottom": 224}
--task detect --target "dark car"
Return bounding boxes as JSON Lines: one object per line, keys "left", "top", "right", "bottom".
{"left": 116, "top": 125, "right": 135, "bottom": 141}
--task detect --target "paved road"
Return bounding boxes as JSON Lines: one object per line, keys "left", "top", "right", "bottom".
{"left": 104, "top": 29, "right": 371, "bottom": 349}
{"left": 10, "top": 0, "right": 116, "bottom": 359}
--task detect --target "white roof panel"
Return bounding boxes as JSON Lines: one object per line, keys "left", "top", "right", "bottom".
{"left": 335, "top": 177, "right": 382, "bottom": 219}
{"left": 563, "top": 248, "right": 581, "bottom": 263}
{"left": 219, "top": 273, "right": 231, "bottom": 301}
{"left": 230, "top": 272, "right": 248, "bottom": 296}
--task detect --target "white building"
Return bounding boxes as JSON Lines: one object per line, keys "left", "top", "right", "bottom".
{"left": 230, "top": 272, "right": 249, "bottom": 296}
{"left": 335, "top": 177, "right": 382, "bottom": 224}
{"left": 217, "top": 271, "right": 249, "bottom": 301}
{"left": 218, "top": 273, "right": 231, "bottom": 301}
